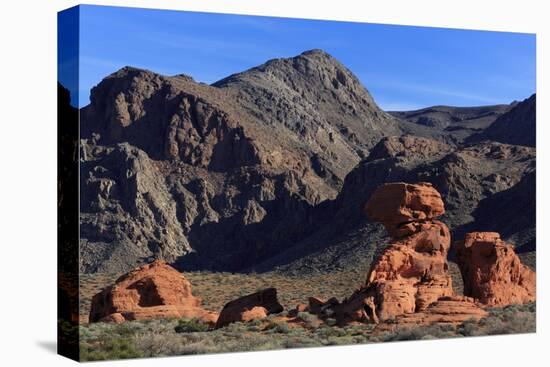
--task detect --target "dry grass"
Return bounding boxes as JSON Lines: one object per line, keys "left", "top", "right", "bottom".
{"left": 79, "top": 269, "right": 368, "bottom": 321}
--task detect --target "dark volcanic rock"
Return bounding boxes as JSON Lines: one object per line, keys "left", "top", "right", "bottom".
{"left": 213, "top": 49, "right": 401, "bottom": 184}
{"left": 254, "top": 135, "right": 535, "bottom": 275}
{"left": 392, "top": 104, "right": 513, "bottom": 145}
{"left": 468, "top": 94, "right": 536, "bottom": 147}
{"left": 337, "top": 137, "right": 535, "bottom": 235}
{"left": 79, "top": 50, "right": 401, "bottom": 274}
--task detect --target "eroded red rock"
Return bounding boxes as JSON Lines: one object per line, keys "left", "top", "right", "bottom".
{"left": 358, "top": 183, "right": 454, "bottom": 321}
{"left": 215, "top": 288, "right": 284, "bottom": 328}
{"left": 89, "top": 260, "right": 218, "bottom": 324}
{"left": 306, "top": 183, "right": 455, "bottom": 324}
{"left": 364, "top": 182, "right": 445, "bottom": 237}
{"left": 456, "top": 232, "right": 536, "bottom": 306}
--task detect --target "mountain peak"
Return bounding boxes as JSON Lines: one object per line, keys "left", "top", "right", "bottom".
{"left": 109, "top": 65, "right": 156, "bottom": 79}
{"left": 299, "top": 48, "right": 333, "bottom": 58}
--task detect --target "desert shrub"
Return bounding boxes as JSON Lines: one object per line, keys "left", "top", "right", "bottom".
{"left": 174, "top": 318, "right": 210, "bottom": 333}
{"left": 296, "top": 312, "right": 321, "bottom": 328}
{"left": 458, "top": 319, "right": 481, "bottom": 337}
{"left": 325, "top": 335, "right": 356, "bottom": 346}
{"left": 467, "top": 302, "right": 536, "bottom": 336}
{"left": 264, "top": 321, "right": 291, "bottom": 334}
{"left": 246, "top": 324, "right": 262, "bottom": 332}
{"left": 315, "top": 326, "right": 341, "bottom": 339}
{"left": 80, "top": 337, "right": 143, "bottom": 361}
{"left": 283, "top": 336, "right": 323, "bottom": 349}
{"left": 273, "top": 322, "right": 291, "bottom": 334}
{"left": 381, "top": 324, "right": 456, "bottom": 342}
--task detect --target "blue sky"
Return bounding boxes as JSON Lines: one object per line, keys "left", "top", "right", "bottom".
{"left": 59, "top": 5, "right": 536, "bottom": 110}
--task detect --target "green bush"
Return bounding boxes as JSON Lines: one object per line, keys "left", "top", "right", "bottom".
{"left": 174, "top": 318, "right": 210, "bottom": 333}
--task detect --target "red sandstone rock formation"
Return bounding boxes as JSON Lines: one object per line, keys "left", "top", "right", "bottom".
{"left": 89, "top": 260, "right": 218, "bottom": 324}
{"left": 215, "top": 288, "right": 284, "bottom": 328}
{"left": 301, "top": 183, "right": 456, "bottom": 325}
{"left": 364, "top": 182, "right": 445, "bottom": 238}
{"left": 456, "top": 232, "right": 536, "bottom": 306}
{"left": 363, "top": 183, "right": 454, "bottom": 321}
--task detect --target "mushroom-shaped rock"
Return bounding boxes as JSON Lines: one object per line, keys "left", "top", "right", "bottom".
{"left": 455, "top": 232, "right": 536, "bottom": 306}
{"left": 365, "top": 182, "right": 445, "bottom": 238}
{"left": 344, "top": 183, "right": 454, "bottom": 322}
{"left": 89, "top": 260, "right": 218, "bottom": 324}
{"left": 215, "top": 288, "right": 284, "bottom": 328}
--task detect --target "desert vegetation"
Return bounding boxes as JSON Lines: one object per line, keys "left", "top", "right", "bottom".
{"left": 79, "top": 302, "right": 535, "bottom": 361}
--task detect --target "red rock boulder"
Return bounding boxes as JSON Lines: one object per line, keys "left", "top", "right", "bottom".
{"left": 456, "top": 232, "right": 536, "bottom": 306}
{"left": 215, "top": 288, "right": 284, "bottom": 328}
{"left": 365, "top": 182, "right": 445, "bottom": 237}
{"left": 89, "top": 260, "right": 218, "bottom": 324}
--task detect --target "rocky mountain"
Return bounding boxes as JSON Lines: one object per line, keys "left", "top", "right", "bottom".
{"left": 76, "top": 49, "right": 536, "bottom": 275}
{"left": 78, "top": 50, "right": 401, "bottom": 273}
{"left": 467, "top": 94, "right": 536, "bottom": 147}
{"left": 213, "top": 49, "right": 401, "bottom": 184}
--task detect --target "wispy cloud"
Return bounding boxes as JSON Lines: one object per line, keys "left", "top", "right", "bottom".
{"left": 378, "top": 101, "right": 424, "bottom": 111}
{"left": 138, "top": 31, "right": 285, "bottom": 65}
{"left": 80, "top": 56, "right": 126, "bottom": 71}
{"left": 363, "top": 76, "right": 505, "bottom": 106}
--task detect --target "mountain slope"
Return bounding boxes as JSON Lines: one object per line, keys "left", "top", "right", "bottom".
{"left": 391, "top": 103, "right": 513, "bottom": 145}
{"left": 467, "top": 94, "right": 536, "bottom": 147}
{"left": 78, "top": 50, "right": 401, "bottom": 273}
{"left": 213, "top": 49, "right": 401, "bottom": 185}
{"left": 253, "top": 136, "right": 535, "bottom": 275}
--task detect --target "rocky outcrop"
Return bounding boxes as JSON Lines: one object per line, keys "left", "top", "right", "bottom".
{"left": 80, "top": 144, "right": 192, "bottom": 273}
{"left": 364, "top": 182, "right": 445, "bottom": 237}
{"left": 215, "top": 288, "right": 284, "bottom": 328}
{"left": 89, "top": 260, "right": 217, "bottom": 324}
{"left": 455, "top": 232, "right": 536, "bottom": 306}
{"left": 299, "top": 183, "right": 454, "bottom": 325}
{"left": 360, "top": 183, "right": 454, "bottom": 320}
{"left": 82, "top": 67, "right": 262, "bottom": 170}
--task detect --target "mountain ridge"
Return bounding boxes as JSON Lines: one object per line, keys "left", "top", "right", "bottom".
{"left": 76, "top": 49, "right": 536, "bottom": 275}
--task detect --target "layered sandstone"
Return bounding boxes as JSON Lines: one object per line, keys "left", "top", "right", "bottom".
{"left": 362, "top": 183, "right": 454, "bottom": 320}
{"left": 456, "top": 232, "right": 536, "bottom": 306}
{"left": 392, "top": 296, "right": 488, "bottom": 325}
{"left": 89, "top": 260, "right": 217, "bottom": 324}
